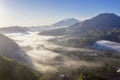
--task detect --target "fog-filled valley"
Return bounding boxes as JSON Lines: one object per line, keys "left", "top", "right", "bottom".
{"left": 4, "top": 32, "right": 101, "bottom": 73}
{"left": 0, "top": 13, "right": 119, "bottom": 80}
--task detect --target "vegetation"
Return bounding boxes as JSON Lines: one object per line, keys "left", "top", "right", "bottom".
{"left": 40, "top": 28, "right": 66, "bottom": 36}
{"left": 50, "top": 28, "right": 120, "bottom": 48}
{"left": 0, "top": 44, "right": 119, "bottom": 80}
{"left": 34, "top": 50, "right": 120, "bottom": 80}
{"left": 38, "top": 62, "right": 119, "bottom": 80}
{"left": 83, "top": 28, "right": 120, "bottom": 43}
{"left": 0, "top": 55, "right": 39, "bottom": 80}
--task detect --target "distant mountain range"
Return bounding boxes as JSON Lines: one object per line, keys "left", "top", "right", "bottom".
{"left": 1, "top": 13, "right": 120, "bottom": 48}
{"left": 40, "top": 13, "right": 120, "bottom": 47}
{"left": 29, "top": 18, "right": 80, "bottom": 32}
{"left": 0, "top": 26, "right": 29, "bottom": 34}
{"left": 0, "top": 18, "right": 79, "bottom": 33}
{"left": 52, "top": 18, "right": 80, "bottom": 27}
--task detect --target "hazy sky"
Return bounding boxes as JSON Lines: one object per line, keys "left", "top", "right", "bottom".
{"left": 0, "top": 0, "right": 120, "bottom": 27}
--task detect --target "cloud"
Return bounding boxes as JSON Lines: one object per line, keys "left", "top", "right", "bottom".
{"left": 5, "top": 32, "right": 101, "bottom": 73}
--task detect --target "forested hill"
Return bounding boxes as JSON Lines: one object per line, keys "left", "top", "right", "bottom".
{"left": 0, "top": 55, "right": 38, "bottom": 80}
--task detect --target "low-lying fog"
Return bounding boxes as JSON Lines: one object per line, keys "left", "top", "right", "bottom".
{"left": 5, "top": 32, "right": 100, "bottom": 73}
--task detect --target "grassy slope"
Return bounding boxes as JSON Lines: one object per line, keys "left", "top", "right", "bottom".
{"left": 0, "top": 55, "right": 38, "bottom": 80}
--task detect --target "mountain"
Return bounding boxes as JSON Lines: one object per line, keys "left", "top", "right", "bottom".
{"left": 29, "top": 18, "right": 80, "bottom": 32}
{"left": 0, "top": 26, "right": 29, "bottom": 34}
{"left": 39, "top": 18, "right": 80, "bottom": 35}
{"left": 0, "top": 55, "right": 38, "bottom": 80}
{"left": 67, "top": 13, "right": 120, "bottom": 47}
{"left": 52, "top": 18, "right": 80, "bottom": 27}
{"left": 66, "top": 13, "right": 120, "bottom": 36}
{"left": 65, "top": 13, "right": 120, "bottom": 43}
{"left": 0, "top": 33, "right": 31, "bottom": 65}
{"left": 40, "top": 13, "right": 120, "bottom": 47}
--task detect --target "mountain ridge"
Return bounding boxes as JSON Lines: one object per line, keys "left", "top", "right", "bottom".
{"left": 40, "top": 13, "right": 120, "bottom": 47}
{"left": 66, "top": 13, "right": 120, "bottom": 35}
{"left": 52, "top": 18, "right": 80, "bottom": 27}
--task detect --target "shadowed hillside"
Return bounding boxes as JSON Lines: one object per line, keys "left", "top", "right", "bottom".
{"left": 0, "top": 33, "right": 32, "bottom": 66}
{"left": 0, "top": 55, "right": 38, "bottom": 80}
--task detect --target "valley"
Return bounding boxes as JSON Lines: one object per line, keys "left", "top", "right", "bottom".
{"left": 0, "top": 13, "right": 120, "bottom": 80}
{"left": 0, "top": 0, "right": 120, "bottom": 79}
{"left": 5, "top": 32, "right": 101, "bottom": 73}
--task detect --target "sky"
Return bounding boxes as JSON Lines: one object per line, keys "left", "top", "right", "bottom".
{"left": 0, "top": 0, "right": 120, "bottom": 27}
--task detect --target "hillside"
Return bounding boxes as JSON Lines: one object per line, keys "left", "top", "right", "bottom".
{"left": 66, "top": 13, "right": 120, "bottom": 36}
{"left": 64, "top": 13, "right": 120, "bottom": 46}
{"left": 0, "top": 33, "right": 31, "bottom": 65}
{"left": 40, "top": 13, "right": 120, "bottom": 47}
{"left": 0, "top": 26, "right": 29, "bottom": 34}
{"left": 40, "top": 28, "right": 66, "bottom": 36}
{"left": 0, "top": 55, "right": 38, "bottom": 80}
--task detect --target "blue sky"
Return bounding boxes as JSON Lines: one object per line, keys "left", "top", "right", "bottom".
{"left": 0, "top": 0, "right": 120, "bottom": 27}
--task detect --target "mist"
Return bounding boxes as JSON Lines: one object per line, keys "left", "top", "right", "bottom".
{"left": 5, "top": 32, "right": 101, "bottom": 73}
